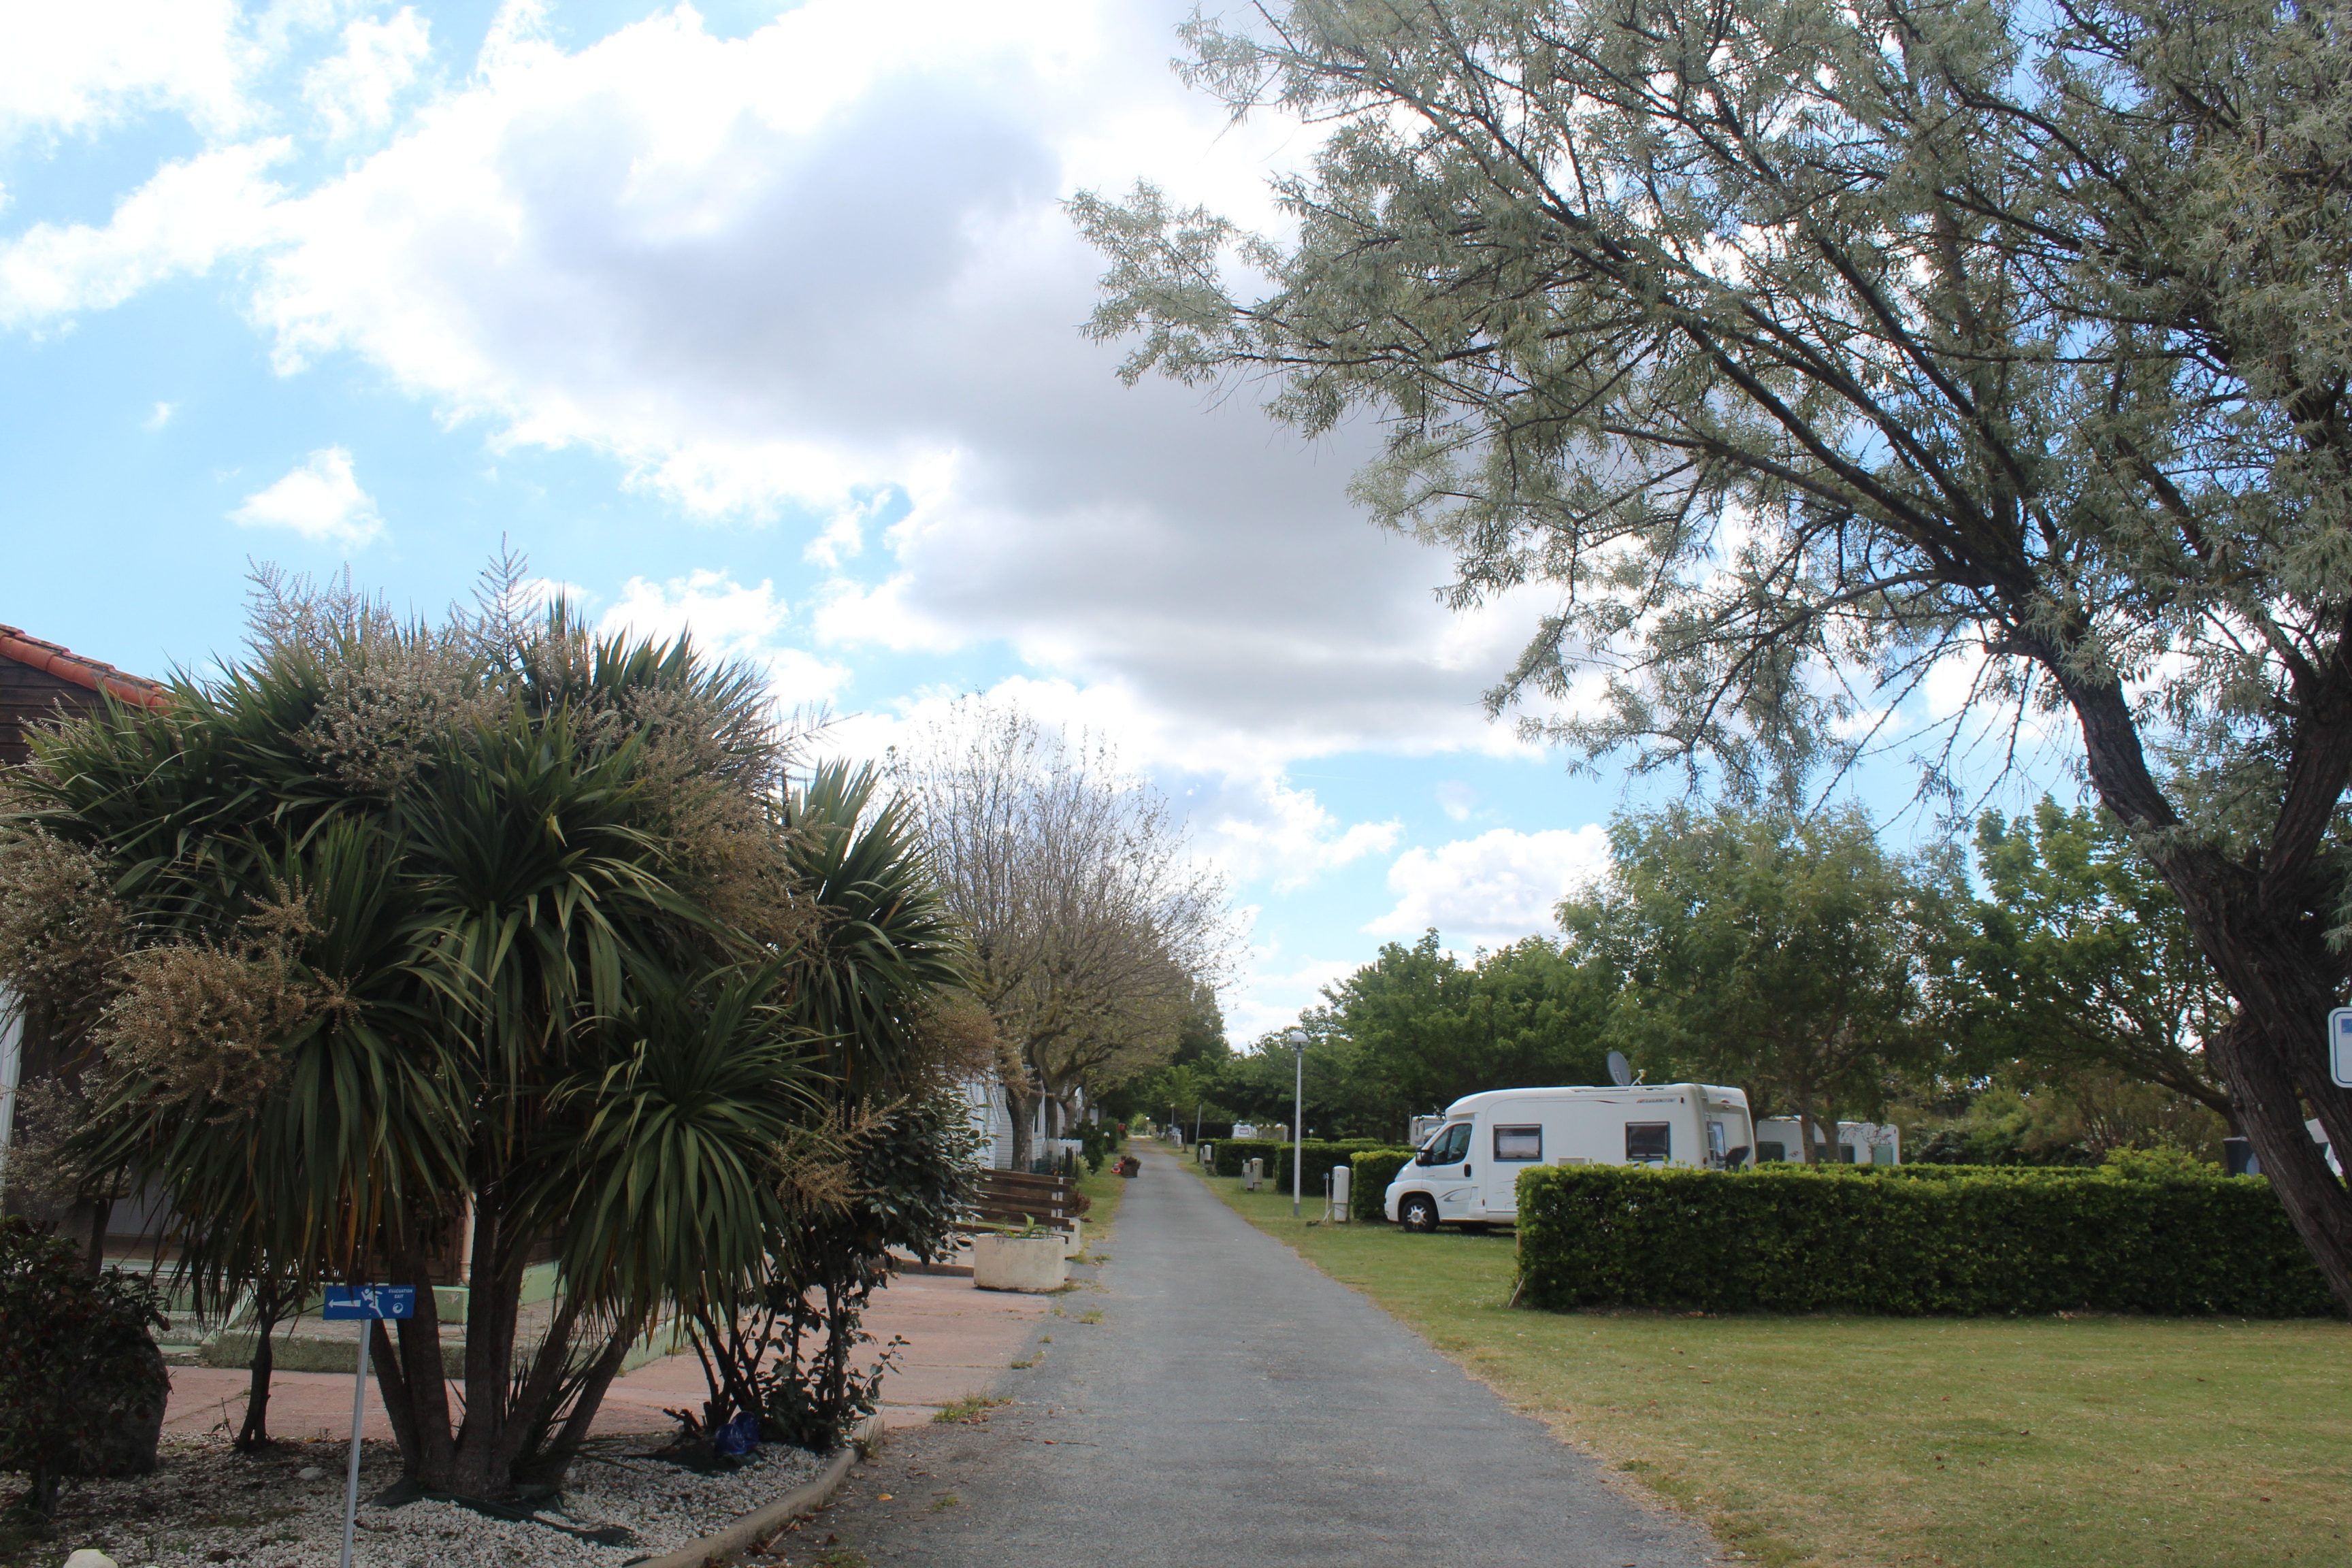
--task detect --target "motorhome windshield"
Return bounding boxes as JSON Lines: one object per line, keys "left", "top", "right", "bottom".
{"left": 1419, "top": 1121, "right": 1473, "bottom": 1164}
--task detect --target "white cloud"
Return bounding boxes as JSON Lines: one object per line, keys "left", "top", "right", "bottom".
{"left": 304, "top": 9, "right": 431, "bottom": 140}
{"left": 1187, "top": 776, "right": 1401, "bottom": 892}
{"left": 0, "top": 0, "right": 250, "bottom": 138}
{"left": 1366, "top": 826, "right": 1613, "bottom": 949}
{"left": 1223, "top": 946, "right": 1358, "bottom": 1044}
{"left": 0, "top": 141, "right": 287, "bottom": 327}
{"left": 0, "top": 0, "right": 1577, "bottom": 780}
{"left": 217, "top": 1, "right": 1577, "bottom": 767}
{"left": 598, "top": 569, "right": 851, "bottom": 708}
{"left": 144, "top": 401, "right": 174, "bottom": 429}
{"left": 815, "top": 675, "right": 1410, "bottom": 896}
{"left": 1436, "top": 781, "right": 1476, "bottom": 821}
{"left": 231, "top": 446, "right": 383, "bottom": 546}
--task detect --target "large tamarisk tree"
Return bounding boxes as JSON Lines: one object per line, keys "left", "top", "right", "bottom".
{"left": 1078, "top": 0, "right": 2352, "bottom": 1304}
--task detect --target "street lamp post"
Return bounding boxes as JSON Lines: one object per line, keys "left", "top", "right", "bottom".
{"left": 1284, "top": 1028, "right": 1309, "bottom": 1218}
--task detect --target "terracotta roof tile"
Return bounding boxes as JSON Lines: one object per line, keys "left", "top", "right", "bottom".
{"left": 0, "top": 624, "right": 169, "bottom": 710}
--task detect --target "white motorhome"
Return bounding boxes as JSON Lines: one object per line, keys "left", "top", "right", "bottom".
{"left": 1384, "top": 1083, "right": 1756, "bottom": 1232}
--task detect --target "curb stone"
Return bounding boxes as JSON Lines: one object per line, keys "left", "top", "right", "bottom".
{"left": 625, "top": 1414, "right": 885, "bottom": 1568}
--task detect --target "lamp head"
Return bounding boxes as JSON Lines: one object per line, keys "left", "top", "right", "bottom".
{"left": 1284, "top": 1028, "right": 1309, "bottom": 1049}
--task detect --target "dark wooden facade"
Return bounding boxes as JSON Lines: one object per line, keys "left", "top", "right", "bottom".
{"left": 0, "top": 624, "right": 167, "bottom": 766}
{"left": 0, "top": 626, "right": 166, "bottom": 1260}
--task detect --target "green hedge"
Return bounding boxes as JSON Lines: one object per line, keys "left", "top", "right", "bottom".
{"left": 1210, "top": 1139, "right": 1285, "bottom": 1177}
{"left": 1209, "top": 1138, "right": 1386, "bottom": 1189}
{"left": 1514, "top": 1164, "right": 2337, "bottom": 1318}
{"left": 1275, "top": 1139, "right": 1386, "bottom": 1194}
{"left": 1350, "top": 1149, "right": 1418, "bottom": 1221}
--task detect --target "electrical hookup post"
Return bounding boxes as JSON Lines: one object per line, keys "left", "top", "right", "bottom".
{"left": 321, "top": 1284, "right": 416, "bottom": 1568}
{"left": 2332, "top": 1008, "right": 2352, "bottom": 1090}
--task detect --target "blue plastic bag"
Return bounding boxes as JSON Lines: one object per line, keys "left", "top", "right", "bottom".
{"left": 713, "top": 1412, "right": 761, "bottom": 1457}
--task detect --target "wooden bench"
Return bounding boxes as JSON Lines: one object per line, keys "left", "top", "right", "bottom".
{"left": 956, "top": 1169, "right": 1089, "bottom": 1235}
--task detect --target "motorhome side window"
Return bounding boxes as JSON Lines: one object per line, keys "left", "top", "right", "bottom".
{"left": 1493, "top": 1125, "right": 1542, "bottom": 1162}
{"left": 1420, "top": 1122, "right": 1472, "bottom": 1165}
{"left": 1625, "top": 1123, "right": 1671, "bottom": 1164}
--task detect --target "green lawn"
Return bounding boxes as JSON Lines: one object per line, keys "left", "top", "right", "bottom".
{"left": 1073, "top": 1154, "right": 1129, "bottom": 1254}
{"left": 1188, "top": 1162, "right": 2350, "bottom": 1568}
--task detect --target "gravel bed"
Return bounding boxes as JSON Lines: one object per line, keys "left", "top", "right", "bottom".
{"left": 36, "top": 1433, "right": 832, "bottom": 1568}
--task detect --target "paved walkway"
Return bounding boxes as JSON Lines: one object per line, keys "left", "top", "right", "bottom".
{"left": 161, "top": 1272, "right": 1048, "bottom": 1442}
{"left": 815, "top": 1149, "right": 1720, "bottom": 1567}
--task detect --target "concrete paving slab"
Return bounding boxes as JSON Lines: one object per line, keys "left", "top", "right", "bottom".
{"left": 161, "top": 1264, "right": 1051, "bottom": 1446}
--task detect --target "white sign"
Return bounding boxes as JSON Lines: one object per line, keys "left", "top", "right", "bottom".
{"left": 2331, "top": 1007, "right": 2352, "bottom": 1090}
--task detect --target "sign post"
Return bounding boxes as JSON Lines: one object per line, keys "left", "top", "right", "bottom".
{"left": 321, "top": 1285, "right": 416, "bottom": 1568}
{"left": 2331, "top": 1009, "right": 2352, "bottom": 1090}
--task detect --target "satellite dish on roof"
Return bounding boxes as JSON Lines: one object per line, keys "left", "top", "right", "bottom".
{"left": 1606, "top": 1050, "right": 1632, "bottom": 1088}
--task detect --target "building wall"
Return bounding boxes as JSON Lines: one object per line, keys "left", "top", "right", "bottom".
{"left": 0, "top": 659, "right": 106, "bottom": 767}
{"left": 956, "top": 1073, "right": 1016, "bottom": 1169}
{"left": 0, "top": 992, "right": 19, "bottom": 1170}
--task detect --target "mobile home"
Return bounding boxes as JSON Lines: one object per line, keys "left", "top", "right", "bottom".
{"left": 1752, "top": 1117, "right": 1902, "bottom": 1165}
{"left": 1384, "top": 1083, "right": 1754, "bottom": 1232}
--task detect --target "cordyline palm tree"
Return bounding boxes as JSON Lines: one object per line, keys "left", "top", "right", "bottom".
{"left": 783, "top": 762, "right": 968, "bottom": 1091}
{"left": 16, "top": 574, "right": 890, "bottom": 1497}
{"left": 660, "top": 760, "right": 977, "bottom": 1453}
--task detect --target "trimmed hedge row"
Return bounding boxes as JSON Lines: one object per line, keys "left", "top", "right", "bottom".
{"left": 1515, "top": 1163, "right": 2337, "bottom": 1317}
{"left": 1209, "top": 1138, "right": 1386, "bottom": 1185}
{"left": 1350, "top": 1149, "right": 1418, "bottom": 1221}
{"left": 1210, "top": 1139, "right": 1285, "bottom": 1177}
{"left": 1276, "top": 1140, "right": 1386, "bottom": 1194}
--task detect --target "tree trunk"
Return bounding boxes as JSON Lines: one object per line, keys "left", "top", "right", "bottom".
{"left": 2161, "top": 919, "right": 2352, "bottom": 1309}
{"left": 371, "top": 1192, "right": 644, "bottom": 1498}
{"left": 1005, "top": 1079, "right": 1040, "bottom": 1173}
{"left": 380, "top": 1238, "right": 456, "bottom": 1484}
{"left": 515, "top": 1322, "right": 634, "bottom": 1489}
{"left": 1788, "top": 1082, "right": 1823, "bottom": 1166}
{"left": 445, "top": 1194, "right": 527, "bottom": 1499}
{"left": 2065, "top": 675, "right": 2352, "bottom": 1311}
{"left": 81, "top": 1195, "right": 112, "bottom": 1274}
{"left": 235, "top": 1281, "right": 283, "bottom": 1452}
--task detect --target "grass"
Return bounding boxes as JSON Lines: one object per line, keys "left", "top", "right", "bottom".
{"left": 929, "top": 1394, "right": 1010, "bottom": 1424}
{"left": 1072, "top": 1156, "right": 1130, "bottom": 1257}
{"left": 1188, "top": 1163, "right": 2351, "bottom": 1568}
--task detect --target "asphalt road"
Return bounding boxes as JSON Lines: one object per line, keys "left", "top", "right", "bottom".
{"left": 808, "top": 1148, "right": 1722, "bottom": 1567}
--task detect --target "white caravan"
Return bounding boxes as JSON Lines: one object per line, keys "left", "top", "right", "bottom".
{"left": 1384, "top": 1083, "right": 1756, "bottom": 1232}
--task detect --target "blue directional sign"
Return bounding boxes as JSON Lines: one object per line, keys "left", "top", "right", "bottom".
{"left": 2332, "top": 1009, "right": 2352, "bottom": 1091}
{"left": 321, "top": 1285, "right": 416, "bottom": 1320}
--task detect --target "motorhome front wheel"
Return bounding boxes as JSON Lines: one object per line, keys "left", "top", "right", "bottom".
{"left": 1399, "top": 1194, "right": 1439, "bottom": 1233}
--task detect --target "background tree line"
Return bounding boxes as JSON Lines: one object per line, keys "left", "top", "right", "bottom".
{"left": 1132, "top": 797, "right": 2236, "bottom": 1168}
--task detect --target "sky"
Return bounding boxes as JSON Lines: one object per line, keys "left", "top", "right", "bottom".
{"left": 0, "top": 0, "right": 2058, "bottom": 1043}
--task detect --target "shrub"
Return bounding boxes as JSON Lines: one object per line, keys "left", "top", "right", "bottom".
{"left": 1349, "top": 1149, "right": 1418, "bottom": 1221}
{"left": 0, "top": 1218, "right": 169, "bottom": 1515}
{"left": 1514, "top": 1164, "right": 2336, "bottom": 1318}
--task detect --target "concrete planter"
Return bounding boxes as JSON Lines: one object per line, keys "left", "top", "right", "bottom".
{"left": 970, "top": 1232, "right": 1067, "bottom": 1292}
